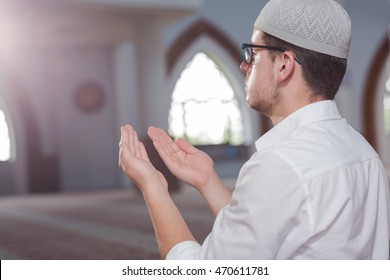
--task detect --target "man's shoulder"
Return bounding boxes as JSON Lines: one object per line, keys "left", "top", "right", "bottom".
{"left": 262, "top": 120, "right": 379, "bottom": 179}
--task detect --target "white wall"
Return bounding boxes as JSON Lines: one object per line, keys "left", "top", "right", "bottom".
{"left": 51, "top": 46, "right": 118, "bottom": 190}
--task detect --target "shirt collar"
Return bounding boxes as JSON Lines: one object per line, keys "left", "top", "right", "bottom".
{"left": 255, "top": 100, "right": 342, "bottom": 151}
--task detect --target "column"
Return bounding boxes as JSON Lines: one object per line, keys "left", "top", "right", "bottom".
{"left": 135, "top": 16, "right": 170, "bottom": 134}
{"left": 113, "top": 41, "right": 141, "bottom": 188}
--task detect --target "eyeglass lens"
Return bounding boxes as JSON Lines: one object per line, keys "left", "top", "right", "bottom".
{"left": 242, "top": 47, "right": 252, "bottom": 64}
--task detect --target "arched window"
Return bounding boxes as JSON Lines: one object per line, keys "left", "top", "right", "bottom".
{"left": 169, "top": 52, "right": 244, "bottom": 145}
{"left": 363, "top": 33, "right": 390, "bottom": 169}
{"left": 0, "top": 108, "right": 11, "bottom": 161}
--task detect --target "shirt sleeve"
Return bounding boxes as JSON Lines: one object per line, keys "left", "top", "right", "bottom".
{"left": 166, "top": 241, "right": 202, "bottom": 260}
{"left": 206, "top": 151, "right": 311, "bottom": 259}
{"left": 167, "top": 151, "right": 311, "bottom": 259}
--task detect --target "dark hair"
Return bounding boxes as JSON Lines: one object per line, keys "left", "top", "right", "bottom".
{"left": 263, "top": 33, "right": 347, "bottom": 100}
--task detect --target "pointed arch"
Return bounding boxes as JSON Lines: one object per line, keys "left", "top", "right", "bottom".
{"left": 167, "top": 19, "right": 269, "bottom": 140}
{"left": 167, "top": 19, "right": 241, "bottom": 74}
{"left": 0, "top": 68, "right": 60, "bottom": 194}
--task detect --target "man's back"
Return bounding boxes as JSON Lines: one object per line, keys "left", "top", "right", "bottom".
{"left": 260, "top": 100, "right": 390, "bottom": 259}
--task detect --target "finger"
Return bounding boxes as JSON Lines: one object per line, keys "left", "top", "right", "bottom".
{"left": 132, "top": 129, "right": 142, "bottom": 158}
{"left": 147, "top": 126, "right": 162, "bottom": 143}
{"left": 152, "top": 139, "right": 183, "bottom": 174}
{"left": 119, "top": 140, "right": 133, "bottom": 165}
{"left": 150, "top": 127, "right": 180, "bottom": 155}
{"left": 120, "top": 125, "right": 130, "bottom": 147}
{"left": 148, "top": 127, "right": 180, "bottom": 166}
{"left": 139, "top": 142, "right": 151, "bottom": 163}
{"left": 127, "top": 125, "right": 136, "bottom": 155}
{"left": 119, "top": 126, "right": 129, "bottom": 168}
{"left": 151, "top": 139, "right": 170, "bottom": 163}
{"left": 176, "top": 138, "right": 198, "bottom": 154}
{"left": 118, "top": 127, "right": 123, "bottom": 167}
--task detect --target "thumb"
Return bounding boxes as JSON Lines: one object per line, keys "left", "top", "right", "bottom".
{"left": 176, "top": 138, "right": 198, "bottom": 154}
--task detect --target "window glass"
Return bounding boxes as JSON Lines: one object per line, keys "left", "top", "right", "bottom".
{"left": 384, "top": 51, "right": 390, "bottom": 135}
{"left": 0, "top": 109, "right": 11, "bottom": 161}
{"left": 169, "top": 52, "right": 244, "bottom": 145}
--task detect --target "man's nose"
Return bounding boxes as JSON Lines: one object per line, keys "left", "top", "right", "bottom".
{"left": 240, "top": 62, "right": 251, "bottom": 74}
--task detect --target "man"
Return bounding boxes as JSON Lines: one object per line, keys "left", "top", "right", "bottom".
{"left": 119, "top": 0, "right": 390, "bottom": 259}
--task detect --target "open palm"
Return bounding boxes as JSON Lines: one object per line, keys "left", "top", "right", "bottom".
{"left": 119, "top": 125, "right": 167, "bottom": 191}
{"left": 147, "top": 127, "right": 215, "bottom": 191}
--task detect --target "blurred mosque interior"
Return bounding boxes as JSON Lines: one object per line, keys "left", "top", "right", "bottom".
{"left": 0, "top": 0, "right": 389, "bottom": 259}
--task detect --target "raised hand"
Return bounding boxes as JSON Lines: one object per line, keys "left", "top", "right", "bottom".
{"left": 147, "top": 127, "right": 215, "bottom": 191}
{"left": 148, "top": 127, "right": 232, "bottom": 215}
{"left": 119, "top": 125, "right": 197, "bottom": 258}
{"left": 119, "top": 125, "right": 167, "bottom": 192}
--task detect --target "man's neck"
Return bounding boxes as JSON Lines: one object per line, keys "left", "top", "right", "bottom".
{"left": 269, "top": 93, "right": 325, "bottom": 126}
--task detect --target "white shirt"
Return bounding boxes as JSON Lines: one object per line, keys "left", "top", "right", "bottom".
{"left": 167, "top": 100, "right": 390, "bottom": 259}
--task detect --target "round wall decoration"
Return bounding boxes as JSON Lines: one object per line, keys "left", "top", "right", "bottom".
{"left": 74, "top": 81, "right": 105, "bottom": 113}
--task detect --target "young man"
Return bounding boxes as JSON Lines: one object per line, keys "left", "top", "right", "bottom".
{"left": 119, "top": 0, "right": 390, "bottom": 259}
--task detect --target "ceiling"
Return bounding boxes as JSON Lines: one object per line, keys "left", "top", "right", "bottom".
{"left": 0, "top": 0, "right": 202, "bottom": 48}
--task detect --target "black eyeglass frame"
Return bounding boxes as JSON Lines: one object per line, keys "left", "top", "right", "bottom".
{"left": 241, "top": 43, "right": 302, "bottom": 65}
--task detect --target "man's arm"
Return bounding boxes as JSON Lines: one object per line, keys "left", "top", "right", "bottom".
{"left": 142, "top": 184, "right": 197, "bottom": 259}
{"left": 118, "top": 125, "right": 197, "bottom": 259}
{"left": 147, "top": 127, "right": 232, "bottom": 216}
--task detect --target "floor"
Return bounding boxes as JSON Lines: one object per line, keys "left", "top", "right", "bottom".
{"left": 0, "top": 185, "right": 218, "bottom": 260}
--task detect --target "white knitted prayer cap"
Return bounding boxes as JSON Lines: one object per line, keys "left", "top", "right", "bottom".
{"left": 255, "top": 0, "right": 352, "bottom": 59}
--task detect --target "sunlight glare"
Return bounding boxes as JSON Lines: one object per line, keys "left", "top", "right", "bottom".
{"left": 0, "top": 109, "right": 11, "bottom": 161}
{"left": 169, "top": 52, "right": 243, "bottom": 145}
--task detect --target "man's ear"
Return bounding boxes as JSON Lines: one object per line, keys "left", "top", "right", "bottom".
{"left": 276, "top": 51, "right": 295, "bottom": 84}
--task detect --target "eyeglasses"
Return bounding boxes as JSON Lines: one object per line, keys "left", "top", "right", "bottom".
{"left": 241, "top": 43, "right": 302, "bottom": 65}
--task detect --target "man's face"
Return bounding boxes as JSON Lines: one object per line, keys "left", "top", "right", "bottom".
{"left": 240, "top": 29, "right": 279, "bottom": 117}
